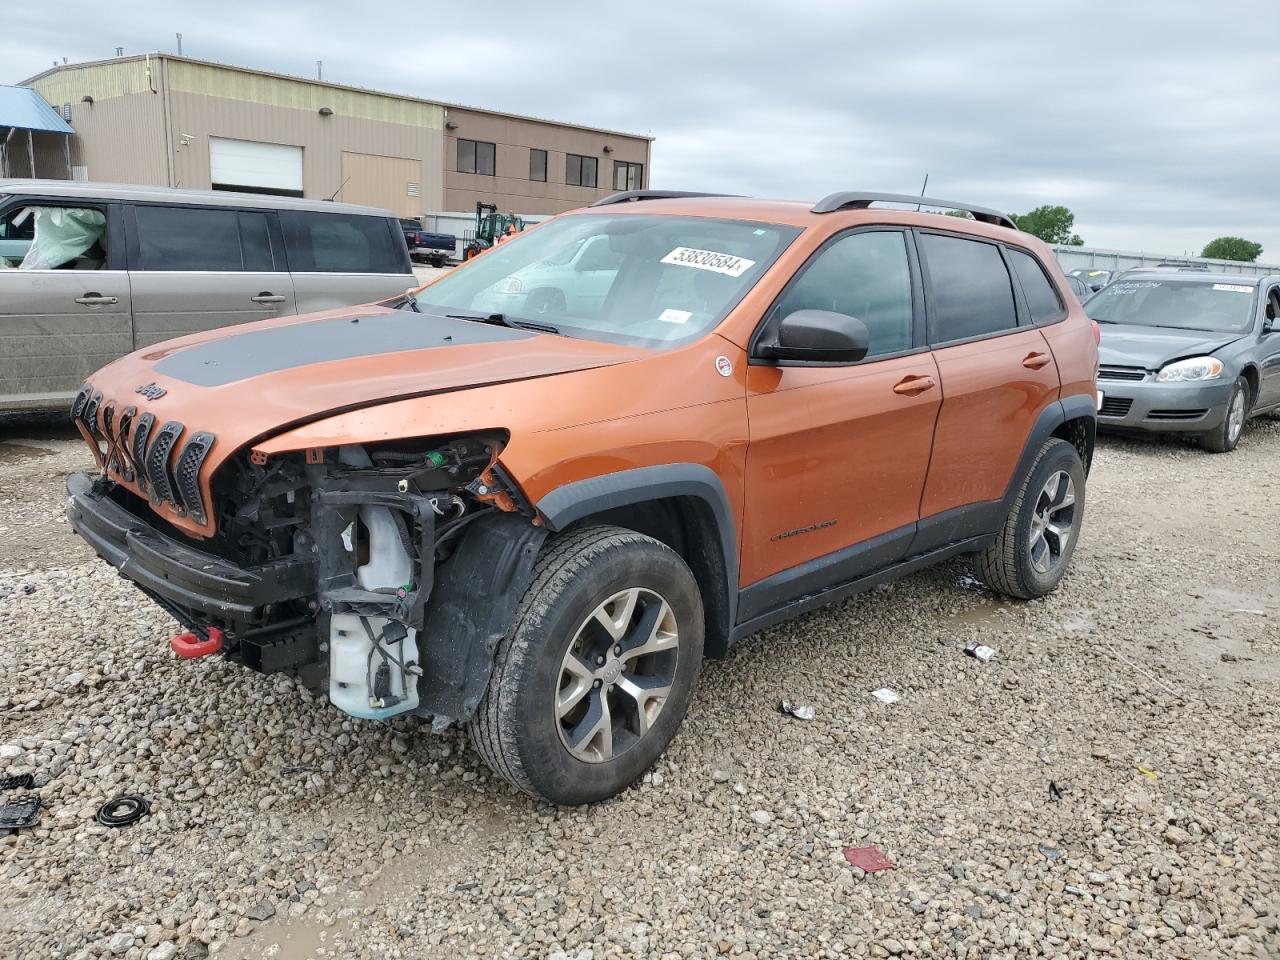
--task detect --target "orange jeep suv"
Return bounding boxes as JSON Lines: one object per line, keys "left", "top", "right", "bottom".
{"left": 66, "top": 190, "right": 1098, "bottom": 804}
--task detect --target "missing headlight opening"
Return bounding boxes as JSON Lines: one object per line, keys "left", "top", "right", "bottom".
{"left": 111, "top": 432, "right": 546, "bottom": 728}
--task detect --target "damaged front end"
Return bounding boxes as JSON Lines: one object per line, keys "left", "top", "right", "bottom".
{"left": 67, "top": 433, "right": 546, "bottom": 730}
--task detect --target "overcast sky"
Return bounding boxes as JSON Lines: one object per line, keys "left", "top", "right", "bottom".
{"left": 7, "top": 1, "right": 1280, "bottom": 259}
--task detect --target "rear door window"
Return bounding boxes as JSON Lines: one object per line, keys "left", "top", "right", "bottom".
{"left": 919, "top": 233, "right": 1019, "bottom": 343}
{"left": 134, "top": 205, "right": 278, "bottom": 272}
{"left": 281, "top": 211, "right": 405, "bottom": 274}
{"left": 1007, "top": 248, "right": 1065, "bottom": 322}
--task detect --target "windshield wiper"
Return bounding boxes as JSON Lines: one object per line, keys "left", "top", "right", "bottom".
{"left": 445, "top": 312, "right": 560, "bottom": 335}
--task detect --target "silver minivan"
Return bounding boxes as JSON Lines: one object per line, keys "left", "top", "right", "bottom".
{"left": 0, "top": 180, "right": 415, "bottom": 411}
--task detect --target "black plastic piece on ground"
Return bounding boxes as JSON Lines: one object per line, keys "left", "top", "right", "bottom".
{"left": 0, "top": 773, "right": 35, "bottom": 791}
{"left": 0, "top": 795, "right": 41, "bottom": 830}
{"left": 96, "top": 794, "right": 149, "bottom": 827}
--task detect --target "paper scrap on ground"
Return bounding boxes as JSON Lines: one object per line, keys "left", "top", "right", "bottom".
{"left": 843, "top": 845, "right": 894, "bottom": 873}
{"left": 871, "top": 688, "right": 900, "bottom": 704}
{"left": 779, "top": 699, "right": 816, "bottom": 721}
{"left": 965, "top": 642, "right": 996, "bottom": 662}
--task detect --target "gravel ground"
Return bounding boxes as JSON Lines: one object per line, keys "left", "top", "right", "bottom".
{"left": 1, "top": 412, "right": 1278, "bottom": 960}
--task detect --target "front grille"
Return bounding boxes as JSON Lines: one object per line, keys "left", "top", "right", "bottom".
{"left": 1099, "top": 396, "right": 1133, "bottom": 418}
{"left": 1147, "top": 409, "right": 1209, "bottom": 421}
{"left": 83, "top": 392, "right": 103, "bottom": 438}
{"left": 174, "top": 433, "right": 216, "bottom": 525}
{"left": 71, "top": 383, "right": 93, "bottom": 421}
{"left": 101, "top": 402, "right": 118, "bottom": 472}
{"left": 115, "top": 406, "right": 137, "bottom": 482}
{"left": 145, "top": 421, "right": 185, "bottom": 509}
{"left": 1098, "top": 365, "right": 1147, "bottom": 382}
{"left": 131, "top": 413, "right": 156, "bottom": 493}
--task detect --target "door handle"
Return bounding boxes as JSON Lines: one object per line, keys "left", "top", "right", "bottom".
{"left": 892, "top": 375, "right": 936, "bottom": 396}
{"left": 1023, "top": 352, "right": 1053, "bottom": 370}
{"left": 74, "top": 294, "right": 118, "bottom": 306}
{"left": 251, "top": 293, "right": 287, "bottom": 304}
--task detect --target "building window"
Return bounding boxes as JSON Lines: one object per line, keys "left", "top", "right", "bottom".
{"left": 613, "top": 161, "right": 644, "bottom": 191}
{"left": 457, "top": 139, "right": 496, "bottom": 177}
{"left": 529, "top": 148, "right": 547, "bottom": 183}
{"left": 566, "top": 153, "right": 598, "bottom": 188}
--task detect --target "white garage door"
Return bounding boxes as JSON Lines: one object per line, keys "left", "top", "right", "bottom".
{"left": 209, "top": 138, "right": 303, "bottom": 195}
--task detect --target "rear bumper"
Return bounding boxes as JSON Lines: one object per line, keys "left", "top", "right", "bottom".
{"left": 65, "top": 472, "right": 315, "bottom": 624}
{"left": 1096, "top": 379, "right": 1232, "bottom": 434}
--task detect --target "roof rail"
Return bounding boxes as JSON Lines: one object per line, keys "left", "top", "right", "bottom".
{"left": 811, "top": 191, "right": 1018, "bottom": 231}
{"left": 590, "top": 190, "right": 740, "bottom": 207}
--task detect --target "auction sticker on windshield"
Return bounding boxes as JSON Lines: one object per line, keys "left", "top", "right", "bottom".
{"left": 661, "top": 247, "right": 757, "bottom": 278}
{"left": 1212, "top": 284, "right": 1253, "bottom": 294}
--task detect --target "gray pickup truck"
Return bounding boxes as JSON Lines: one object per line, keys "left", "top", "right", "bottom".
{"left": 0, "top": 180, "right": 415, "bottom": 412}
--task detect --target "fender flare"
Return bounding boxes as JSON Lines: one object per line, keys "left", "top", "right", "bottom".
{"left": 536, "top": 463, "right": 740, "bottom": 638}
{"left": 1000, "top": 395, "right": 1096, "bottom": 516}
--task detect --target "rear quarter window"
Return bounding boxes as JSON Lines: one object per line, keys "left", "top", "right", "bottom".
{"left": 920, "top": 233, "right": 1018, "bottom": 343}
{"left": 281, "top": 212, "right": 407, "bottom": 274}
{"left": 1007, "top": 248, "right": 1065, "bottom": 322}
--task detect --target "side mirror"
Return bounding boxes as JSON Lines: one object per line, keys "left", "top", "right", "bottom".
{"left": 1265, "top": 318, "right": 1278, "bottom": 335}
{"left": 758, "top": 309, "right": 870, "bottom": 363}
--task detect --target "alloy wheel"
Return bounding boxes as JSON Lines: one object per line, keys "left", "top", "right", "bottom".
{"left": 1028, "top": 471, "right": 1076, "bottom": 575}
{"left": 555, "top": 587, "right": 679, "bottom": 763}
{"left": 1227, "top": 388, "right": 1246, "bottom": 443}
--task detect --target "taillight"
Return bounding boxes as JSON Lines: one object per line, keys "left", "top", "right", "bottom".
{"left": 1091, "top": 319, "right": 1100, "bottom": 344}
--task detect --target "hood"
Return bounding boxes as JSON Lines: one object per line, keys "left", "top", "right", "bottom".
{"left": 1097, "top": 323, "right": 1243, "bottom": 370}
{"left": 76, "top": 303, "right": 646, "bottom": 534}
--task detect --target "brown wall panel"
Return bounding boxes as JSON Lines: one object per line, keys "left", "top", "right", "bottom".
{"left": 165, "top": 90, "right": 443, "bottom": 211}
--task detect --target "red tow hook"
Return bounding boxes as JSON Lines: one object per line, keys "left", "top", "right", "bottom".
{"left": 170, "top": 626, "right": 224, "bottom": 659}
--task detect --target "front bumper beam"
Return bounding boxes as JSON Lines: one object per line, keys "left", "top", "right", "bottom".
{"left": 66, "top": 472, "right": 315, "bottom": 625}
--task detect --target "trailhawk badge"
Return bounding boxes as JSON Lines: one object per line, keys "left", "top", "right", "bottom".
{"left": 715, "top": 356, "right": 733, "bottom": 378}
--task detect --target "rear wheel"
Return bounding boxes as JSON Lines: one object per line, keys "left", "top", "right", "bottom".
{"left": 974, "top": 438, "right": 1085, "bottom": 600}
{"left": 468, "top": 525, "right": 703, "bottom": 805}
{"left": 1200, "top": 376, "right": 1249, "bottom": 453}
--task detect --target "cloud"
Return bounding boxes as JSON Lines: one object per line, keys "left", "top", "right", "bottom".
{"left": 8, "top": 0, "right": 1280, "bottom": 259}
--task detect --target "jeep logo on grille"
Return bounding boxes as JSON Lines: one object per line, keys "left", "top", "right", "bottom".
{"left": 135, "top": 383, "right": 167, "bottom": 401}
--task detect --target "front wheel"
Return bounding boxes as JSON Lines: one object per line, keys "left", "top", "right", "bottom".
{"left": 974, "top": 438, "right": 1086, "bottom": 600}
{"left": 1200, "top": 376, "right": 1249, "bottom": 453}
{"left": 468, "top": 525, "right": 704, "bottom": 805}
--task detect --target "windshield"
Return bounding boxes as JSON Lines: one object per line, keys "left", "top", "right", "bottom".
{"left": 1086, "top": 278, "right": 1257, "bottom": 333}
{"left": 411, "top": 213, "right": 801, "bottom": 348}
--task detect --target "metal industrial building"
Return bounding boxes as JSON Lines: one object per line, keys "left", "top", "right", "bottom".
{"left": 14, "top": 54, "right": 652, "bottom": 221}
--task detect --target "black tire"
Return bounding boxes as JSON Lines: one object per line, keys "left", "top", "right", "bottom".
{"left": 974, "top": 438, "right": 1086, "bottom": 600}
{"left": 1199, "top": 376, "right": 1250, "bottom": 453}
{"left": 468, "top": 524, "right": 704, "bottom": 805}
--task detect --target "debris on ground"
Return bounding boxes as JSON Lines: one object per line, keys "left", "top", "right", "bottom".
{"left": 0, "top": 794, "right": 42, "bottom": 831}
{"left": 843, "top": 845, "right": 895, "bottom": 873}
{"left": 1049, "top": 781, "right": 1065, "bottom": 803}
{"left": 964, "top": 642, "right": 996, "bottom": 662}
{"left": 870, "top": 688, "right": 901, "bottom": 704}
{"left": 0, "top": 773, "right": 36, "bottom": 790}
{"left": 1137, "top": 765, "right": 1158, "bottom": 780}
{"left": 778, "top": 699, "right": 816, "bottom": 721}
{"left": 95, "top": 794, "right": 150, "bottom": 828}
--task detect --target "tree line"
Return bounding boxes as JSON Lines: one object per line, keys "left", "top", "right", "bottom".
{"left": 1005, "top": 205, "right": 1263, "bottom": 262}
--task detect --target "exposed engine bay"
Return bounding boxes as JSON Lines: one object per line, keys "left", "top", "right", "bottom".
{"left": 76, "top": 433, "right": 546, "bottom": 729}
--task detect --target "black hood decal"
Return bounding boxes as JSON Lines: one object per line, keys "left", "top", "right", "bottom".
{"left": 153, "top": 311, "right": 533, "bottom": 387}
